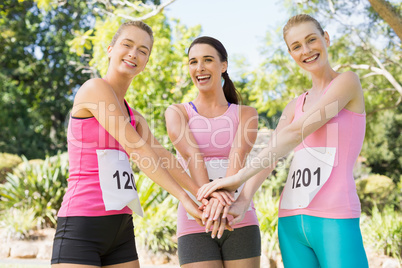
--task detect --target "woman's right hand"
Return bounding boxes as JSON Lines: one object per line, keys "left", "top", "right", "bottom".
{"left": 181, "top": 195, "right": 204, "bottom": 227}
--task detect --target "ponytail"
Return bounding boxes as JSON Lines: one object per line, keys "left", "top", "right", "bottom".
{"left": 189, "top": 36, "right": 242, "bottom": 105}
{"left": 222, "top": 71, "right": 241, "bottom": 105}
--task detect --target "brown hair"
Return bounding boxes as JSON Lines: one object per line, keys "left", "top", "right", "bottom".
{"left": 110, "top": 21, "right": 154, "bottom": 52}
{"left": 283, "top": 14, "right": 324, "bottom": 49}
{"left": 188, "top": 36, "right": 241, "bottom": 105}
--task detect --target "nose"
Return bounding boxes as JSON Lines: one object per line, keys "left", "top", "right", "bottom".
{"left": 128, "top": 49, "right": 137, "bottom": 59}
{"left": 196, "top": 62, "right": 205, "bottom": 72}
{"left": 302, "top": 44, "right": 312, "bottom": 55}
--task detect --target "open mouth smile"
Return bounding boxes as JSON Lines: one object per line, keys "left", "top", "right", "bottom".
{"left": 123, "top": 59, "right": 137, "bottom": 67}
{"left": 197, "top": 75, "right": 211, "bottom": 82}
{"left": 303, "top": 54, "right": 319, "bottom": 63}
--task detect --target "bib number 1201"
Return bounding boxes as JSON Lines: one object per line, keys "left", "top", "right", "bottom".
{"left": 113, "top": 170, "right": 137, "bottom": 190}
{"left": 291, "top": 167, "right": 321, "bottom": 189}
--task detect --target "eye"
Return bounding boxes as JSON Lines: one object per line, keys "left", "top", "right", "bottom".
{"left": 189, "top": 60, "right": 197, "bottom": 65}
{"left": 205, "top": 58, "right": 212, "bottom": 62}
{"left": 139, "top": 49, "right": 147, "bottom": 55}
{"left": 123, "top": 43, "right": 130, "bottom": 47}
{"left": 308, "top": 38, "right": 316, "bottom": 43}
{"left": 292, "top": 45, "right": 301, "bottom": 51}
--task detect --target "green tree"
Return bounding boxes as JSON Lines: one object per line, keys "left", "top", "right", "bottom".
{"left": 242, "top": 0, "right": 401, "bottom": 180}
{"left": 70, "top": 2, "right": 201, "bottom": 148}
{"left": 0, "top": 0, "right": 93, "bottom": 158}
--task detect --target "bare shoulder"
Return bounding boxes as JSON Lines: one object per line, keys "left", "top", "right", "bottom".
{"left": 165, "top": 103, "right": 188, "bottom": 120}
{"left": 238, "top": 105, "right": 258, "bottom": 119}
{"left": 74, "top": 78, "right": 112, "bottom": 102}
{"left": 332, "top": 71, "right": 362, "bottom": 91}
{"left": 283, "top": 97, "right": 298, "bottom": 114}
{"left": 279, "top": 97, "right": 298, "bottom": 123}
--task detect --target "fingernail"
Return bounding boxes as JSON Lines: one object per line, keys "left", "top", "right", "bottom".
{"left": 211, "top": 234, "right": 215, "bottom": 239}
{"left": 217, "top": 234, "right": 221, "bottom": 239}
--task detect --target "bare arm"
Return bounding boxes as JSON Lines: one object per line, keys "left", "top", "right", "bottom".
{"left": 73, "top": 78, "right": 202, "bottom": 221}
{"left": 197, "top": 71, "right": 364, "bottom": 199}
{"left": 165, "top": 104, "right": 233, "bottom": 205}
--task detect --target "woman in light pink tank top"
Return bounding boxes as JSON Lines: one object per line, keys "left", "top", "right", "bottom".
{"left": 52, "top": 21, "right": 206, "bottom": 268}
{"left": 197, "top": 15, "right": 368, "bottom": 267}
{"left": 165, "top": 37, "right": 261, "bottom": 267}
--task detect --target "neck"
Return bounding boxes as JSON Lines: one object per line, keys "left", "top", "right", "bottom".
{"left": 103, "top": 70, "right": 134, "bottom": 101}
{"left": 194, "top": 87, "right": 228, "bottom": 107}
{"left": 309, "top": 65, "right": 338, "bottom": 93}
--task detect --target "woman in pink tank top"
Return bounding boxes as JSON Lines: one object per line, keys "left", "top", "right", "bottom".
{"left": 165, "top": 36, "right": 261, "bottom": 267}
{"left": 197, "top": 15, "right": 368, "bottom": 267}
{"left": 52, "top": 21, "right": 206, "bottom": 268}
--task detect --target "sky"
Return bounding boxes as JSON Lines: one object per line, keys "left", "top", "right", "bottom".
{"left": 165, "top": 0, "right": 288, "bottom": 74}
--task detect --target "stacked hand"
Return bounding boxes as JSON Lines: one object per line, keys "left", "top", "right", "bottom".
{"left": 196, "top": 174, "right": 249, "bottom": 239}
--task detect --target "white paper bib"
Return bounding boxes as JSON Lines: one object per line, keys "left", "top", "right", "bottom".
{"left": 280, "top": 147, "right": 336, "bottom": 210}
{"left": 186, "top": 159, "right": 249, "bottom": 220}
{"left": 97, "top": 149, "right": 143, "bottom": 217}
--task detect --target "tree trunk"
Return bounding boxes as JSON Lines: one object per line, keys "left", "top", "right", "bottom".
{"left": 367, "top": 0, "right": 402, "bottom": 41}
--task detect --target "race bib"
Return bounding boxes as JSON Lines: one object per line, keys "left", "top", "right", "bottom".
{"left": 186, "top": 159, "right": 249, "bottom": 220}
{"left": 97, "top": 149, "right": 143, "bottom": 217}
{"left": 280, "top": 147, "right": 336, "bottom": 210}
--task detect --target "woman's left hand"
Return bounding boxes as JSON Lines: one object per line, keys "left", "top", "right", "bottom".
{"left": 197, "top": 174, "right": 243, "bottom": 201}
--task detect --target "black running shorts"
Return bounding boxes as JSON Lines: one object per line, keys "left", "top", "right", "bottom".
{"left": 178, "top": 225, "right": 261, "bottom": 265}
{"left": 51, "top": 214, "right": 138, "bottom": 266}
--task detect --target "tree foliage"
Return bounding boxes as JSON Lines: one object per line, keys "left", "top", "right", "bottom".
{"left": 242, "top": 0, "right": 401, "bottom": 181}
{"left": 0, "top": 0, "right": 92, "bottom": 158}
{"left": 69, "top": 2, "right": 201, "bottom": 146}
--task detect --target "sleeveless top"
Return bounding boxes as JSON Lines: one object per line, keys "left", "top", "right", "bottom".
{"left": 58, "top": 100, "right": 135, "bottom": 217}
{"left": 176, "top": 102, "right": 259, "bottom": 237}
{"left": 278, "top": 79, "right": 366, "bottom": 219}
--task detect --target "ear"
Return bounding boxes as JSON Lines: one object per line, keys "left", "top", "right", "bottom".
{"left": 324, "top": 31, "right": 330, "bottom": 47}
{"left": 221, "top": 61, "right": 228, "bottom": 74}
{"left": 107, "top": 45, "right": 113, "bottom": 57}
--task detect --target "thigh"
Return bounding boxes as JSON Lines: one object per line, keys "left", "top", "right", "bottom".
{"left": 220, "top": 225, "right": 261, "bottom": 262}
{"left": 308, "top": 217, "right": 368, "bottom": 268}
{"left": 103, "top": 260, "right": 140, "bottom": 268}
{"left": 278, "top": 216, "right": 320, "bottom": 268}
{"left": 181, "top": 260, "right": 223, "bottom": 268}
{"left": 178, "top": 232, "right": 222, "bottom": 266}
{"left": 223, "top": 256, "right": 260, "bottom": 268}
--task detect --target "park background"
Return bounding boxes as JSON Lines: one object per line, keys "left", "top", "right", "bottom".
{"left": 0, "top": 0, "right": 401, "bottom": 267}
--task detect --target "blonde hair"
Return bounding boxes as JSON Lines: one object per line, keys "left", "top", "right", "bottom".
{"left": 283, "top": 14, "right": 324, "bottom": 49}
{"left": 110, "top": 21, "right": 154, "bottom": 52}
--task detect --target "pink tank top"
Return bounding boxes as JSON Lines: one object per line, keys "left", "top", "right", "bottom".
{"left": 176, "top": 102, "right": 259, "bottom": 237}
{"left": 58, "top": 100, "right": 135, "bottom": 217}
{"left": 278, "top": 80, "right": 365, "bottom": 219}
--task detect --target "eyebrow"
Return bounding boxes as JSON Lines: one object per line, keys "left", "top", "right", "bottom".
{"left": 188, "top": 55, "right": 215, "bottom": 62}
{"left": 289, "top": 33, "right": 317, "bottom": 47}
{"left": 122, "top": 38, "right": 150, "bottom": 51}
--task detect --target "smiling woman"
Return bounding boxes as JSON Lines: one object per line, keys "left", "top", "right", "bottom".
{"left": 165, "top": 36, "right": 261, "bottom": 268}
{"left": 50, "top": 21, "right": 206, "bottom": 268}
{"left": 196, "top": 14, "right": 369, "bottom": 268}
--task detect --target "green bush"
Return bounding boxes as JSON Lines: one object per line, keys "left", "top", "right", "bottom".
{"left": 133, "top": 172, "right": 178, "bottom": 254}
{"left": 0, "top": 152, "right": 69, "bottom": 228}
{"left": 253, "top": 157, "right": 290, "bottom": 263}
{"left": 361, "top": 206, "right": 402, "bottom": 260}
{"left": 0, "top": 153, "right": 22, "bottom": 184}
{"left": 356, "top": 174, "right": 398, "bottom": 214}
{"left": 0, "top": 207, "right": 39, "bottom": 239}
{"left": 255, "top": 182, "right": 280, "bottom": 260}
